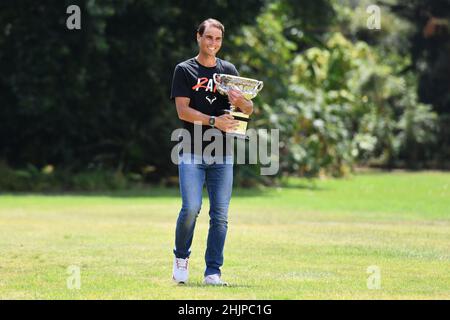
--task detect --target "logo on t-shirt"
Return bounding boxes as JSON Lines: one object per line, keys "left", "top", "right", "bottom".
{"left": 192, "top": 77, "right": 218, "bottom": 105}
{"left": 206, "top": 96, "right": 217, "bottom": 105}
{"left": 192, "top": 77, "right": 217, "bottom": 93}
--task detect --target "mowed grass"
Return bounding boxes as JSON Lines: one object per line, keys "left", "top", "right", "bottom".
{"left": 0, "top": 171, "right": 449, "bottom": 299}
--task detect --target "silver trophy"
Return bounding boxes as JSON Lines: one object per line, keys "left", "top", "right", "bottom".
{"left": 213, "top": 73, "right": 264, "bottom": 139}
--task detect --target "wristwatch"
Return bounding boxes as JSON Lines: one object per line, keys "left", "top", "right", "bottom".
{"left": 209, "top": 116, "right": 215, "bottom": 128}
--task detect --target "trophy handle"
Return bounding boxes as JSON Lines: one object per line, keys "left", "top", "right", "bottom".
{"left": 213, "top": 73, "right": 221, "bottom": 85}
{"left": 256, "top": 81, "right": 264, "bottom": 92}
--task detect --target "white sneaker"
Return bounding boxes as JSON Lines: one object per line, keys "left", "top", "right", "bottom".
{"left": 172, "top": 257, "right": 189, "bottom": 284}
{"left": 204, "top": 274, "right": 228, "bottom": 286}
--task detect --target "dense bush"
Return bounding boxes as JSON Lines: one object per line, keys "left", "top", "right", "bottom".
{"left": 277, "top": 33, "right": 438, "bottom": 176}
{"left": 0, "top": 161, "right": 141, "bottom": 192}
{"left": 229, "top": 11, "right": 438, "bottom": 178}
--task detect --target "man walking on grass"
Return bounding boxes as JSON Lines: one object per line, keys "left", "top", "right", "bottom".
{"left": 170, "top": 18, "right": 253, "bottom": 285}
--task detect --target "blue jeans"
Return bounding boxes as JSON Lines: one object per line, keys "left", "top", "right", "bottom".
{"left": 174, "top": 153, "right": 234, "bottom": 276}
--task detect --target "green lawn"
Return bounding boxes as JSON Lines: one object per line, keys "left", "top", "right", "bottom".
{"left": 0, "top": 171, "right": 449, "bottom": 299}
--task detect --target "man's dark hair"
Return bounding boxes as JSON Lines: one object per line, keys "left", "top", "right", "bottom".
{"left": 197, "top": 18, "right": 225, "bottom": 36}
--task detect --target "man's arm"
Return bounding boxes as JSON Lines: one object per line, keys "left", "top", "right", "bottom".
{"left": 175, "top": 97, "right": 210, "bottom": 125}
{"left": 175, "top": 97, "right": 240, "bottom": 132}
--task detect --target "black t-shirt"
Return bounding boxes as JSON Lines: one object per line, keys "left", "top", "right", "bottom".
{"left": 170, "top": 57, "right": 239, "bottom": 156}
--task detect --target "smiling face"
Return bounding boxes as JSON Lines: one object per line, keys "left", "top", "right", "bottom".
{"left": 197, "top": 24, "right": 223, "bottom": 58}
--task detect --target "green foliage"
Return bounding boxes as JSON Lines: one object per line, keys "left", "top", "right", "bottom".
{"left": 236, "top": 26, "right": 438, "bottom": 177}
{"left": 396, "top": 91, "right": 439, "bottom": 167}
{"left": 381, "top": 0, "right": 450, "bottom": 113}
{"left": 0, "top": 0, "right": 263, "bottom": 179}
{"left": 372, "top": 0, "right": 450, "bottom": 161}
{"left": 292, "top": 33, "right": 437, "bottom": 173}
{"left": 226, "top": 1, "right": 339, "bottom": 182}
{"left": 0, "top": 0, "right": 447, "bottom": 190}
{"left": 0, "top": 161, "right": 144, "bottom": 192}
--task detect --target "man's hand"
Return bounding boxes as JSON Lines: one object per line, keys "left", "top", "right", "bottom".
{"left": 228, "top": 89, "right": 253, "bottom": 115}
{"left": 215, "top": 114, "right": 240, "bottom": 133}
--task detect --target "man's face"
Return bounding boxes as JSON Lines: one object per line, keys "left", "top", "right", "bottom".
{"left": 197, "top": 25, "right": 222, "bottom": 57}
